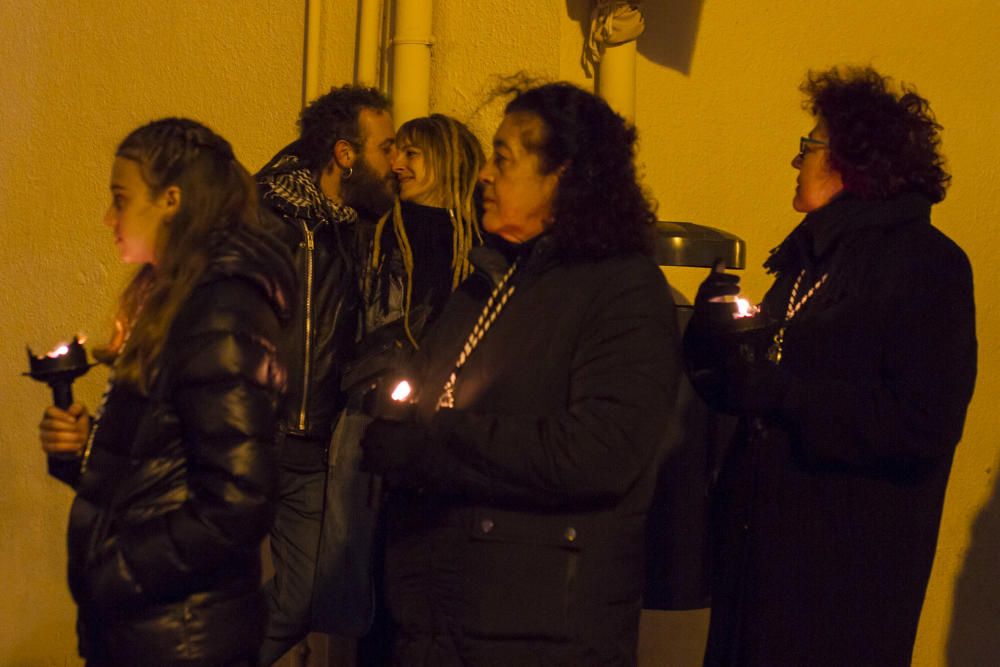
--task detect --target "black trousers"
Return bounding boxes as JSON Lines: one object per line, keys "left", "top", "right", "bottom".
{"left": 259, "top": 434, "right": 329, "bottom": 666}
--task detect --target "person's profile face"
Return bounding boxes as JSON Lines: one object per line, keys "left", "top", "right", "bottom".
{"left": 393, "top": 139, "right": 440, "bottom": 207}
{"left": 791, "top": 120, "right": 844, "bottom": 213}
{"left": 342, "top": 108, "right": 398, "bottom": 218}
{"left": 103, "top": 157, "right": 174, "bottom": 265}
{"left": 478, "top": 112, "right": 560, "bottom": 244}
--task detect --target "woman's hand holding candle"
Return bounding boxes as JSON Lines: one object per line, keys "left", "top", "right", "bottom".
{"left": 39, "top": 403, "right": 90, "bottom": 458}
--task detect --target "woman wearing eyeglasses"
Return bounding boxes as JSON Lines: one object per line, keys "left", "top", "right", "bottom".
{"left": 685, "top": 67, "right": 976, "bottom": 666}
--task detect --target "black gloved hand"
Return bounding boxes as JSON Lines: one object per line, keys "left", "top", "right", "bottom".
{"left": 694, "top": 260, "right": 741, "bottom": 320}
{"left": 360, "top": 418, "right": 430, "bottom": 477}
{"left": 685, "top": 314, "right": 791, "bottom": 418}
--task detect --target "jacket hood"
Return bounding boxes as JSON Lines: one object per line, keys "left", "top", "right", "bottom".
{"left": 205, "top": 223, "right": 297, "bottom": 324}
{"left": 256, "top": 143, "right": 358, "bottom": 228}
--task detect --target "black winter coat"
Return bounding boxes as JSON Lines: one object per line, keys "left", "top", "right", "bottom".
{"left": 50, "top": 225, "right": 294, "bottom": 666}
{"left": 382, "top": 239, "right": 681, "bottom": 666}
{"left": 688, "top": 193, "right": 977, "bottom": 666}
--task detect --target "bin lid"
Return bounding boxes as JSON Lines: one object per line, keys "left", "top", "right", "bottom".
{"left": 655, "top": 221, "right": 746, "bottom": 269}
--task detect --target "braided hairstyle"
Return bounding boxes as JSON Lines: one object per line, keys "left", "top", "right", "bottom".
{"left": 104, "top": 118, "right": 259, "bottom": 391}
{"left": 372, "top": 114, "right": 485, "bottom": 346}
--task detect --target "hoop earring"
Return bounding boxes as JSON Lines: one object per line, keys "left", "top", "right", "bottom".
{"left": 343, "top": 167, "right": 353, "bottom": 180}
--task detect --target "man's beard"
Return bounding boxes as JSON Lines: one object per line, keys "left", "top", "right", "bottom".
{"left": 342, "top": 156, "right": 397, "bottom": 219}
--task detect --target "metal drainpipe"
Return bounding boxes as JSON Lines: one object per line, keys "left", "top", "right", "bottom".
{"left": 355, "top": 0, "right": 383, "bottom": 86}
{"left": 391, "top": 0, "right": 433, "bottom": 126}
{"left": 598, "top": 39, "right": 637, "bottom": 123}
{"left": 303, "top": 0, "right": 322, "bottom": 107}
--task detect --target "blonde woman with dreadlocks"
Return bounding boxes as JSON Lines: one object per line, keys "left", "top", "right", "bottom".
{"left": 309, "top": 114, "right": 483, "bottom": 657}
{"left": 37, "top": 118, "right": 293, "bottom": 666}
{"left": 365, "top": 113, "right": 484, "bottom": 341}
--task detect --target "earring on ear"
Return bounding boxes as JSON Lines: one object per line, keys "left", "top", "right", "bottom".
{"left": 343, "top": 167, "right": 353, "bottom": 180}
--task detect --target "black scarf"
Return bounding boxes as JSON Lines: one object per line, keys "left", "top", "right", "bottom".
{"left": 763, "top": 191, "right": 932, "bottom": 302}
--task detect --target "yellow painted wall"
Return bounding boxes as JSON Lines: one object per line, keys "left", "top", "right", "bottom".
{"left": 2, "top": 1, "right": 997, "bottom": 664}
{"left": 0, "top": 1, "right": 304, "bottom": 663}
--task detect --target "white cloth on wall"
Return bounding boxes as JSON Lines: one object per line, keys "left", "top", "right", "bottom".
{"left": 584, "top": 0, "right": 645, "bottom": 74}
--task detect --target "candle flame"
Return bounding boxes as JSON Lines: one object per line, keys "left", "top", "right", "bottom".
{"left": 47, "top": 344, "right": 70, "bottom": 358}
{"left": 391, "top": 380, "right": 412, "bottom": 402}
{"left": 733, "top": 297, "right": 759, "bottom": 319}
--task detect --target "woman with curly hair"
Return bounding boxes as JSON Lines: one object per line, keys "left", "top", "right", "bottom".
{"left": 686, "top": 67, "right": 977, "bottom": 665}
{"left": 38, "top": 118, "right": 293, "bottom": 665}
{"left": 358, "top": 82, "right": 680, "bottom": 665}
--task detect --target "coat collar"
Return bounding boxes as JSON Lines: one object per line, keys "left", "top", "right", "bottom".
{"left": 766, "top": 191, "right": 931, "bottom": 274}
{"left": 468, "top": 233, "right": 557, "bottom": 288}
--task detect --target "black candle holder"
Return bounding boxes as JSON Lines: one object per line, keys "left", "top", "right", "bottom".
{"left": 25, "top": 336, "right": 94, "bottom": 409}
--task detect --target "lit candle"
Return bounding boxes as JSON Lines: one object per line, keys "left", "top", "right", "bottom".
{"left": 391, "top": 380, "right": 412, "bottom": 402}
{"left": 733, "top": 296, "right": 759, "bottom": 319}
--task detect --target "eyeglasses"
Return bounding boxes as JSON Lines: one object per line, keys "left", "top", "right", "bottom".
{"left": 797, "top": 136, "right": 830, "bottom": 159}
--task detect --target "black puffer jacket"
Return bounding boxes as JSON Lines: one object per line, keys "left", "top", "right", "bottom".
{"left": 50, "top": 224, "right": 294, "bottom": 666}
{"left": 257, "top": 145, "right": 361, "bottom": 439}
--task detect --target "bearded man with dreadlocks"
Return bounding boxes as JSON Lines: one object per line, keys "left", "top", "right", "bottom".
{"left": 254, "top": 85, "right": 397, "bottom": 666}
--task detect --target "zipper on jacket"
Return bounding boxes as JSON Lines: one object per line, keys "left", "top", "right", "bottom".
{"left": 299, "top": 221, "right": 317, "bottom": 431}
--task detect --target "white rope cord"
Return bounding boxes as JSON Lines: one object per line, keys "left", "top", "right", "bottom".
{"left": 767, "top": 269, "right": 828, "bottom": 365}
{"left": 436, "top": 260, "right": 519, "bottom": 410}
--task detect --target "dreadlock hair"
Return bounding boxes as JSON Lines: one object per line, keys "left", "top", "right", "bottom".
{"left": 371, "top": 114, "right": 485, "bottom": 347}
{"left": 100, "top": 118, "right": 260, "bottom": 393}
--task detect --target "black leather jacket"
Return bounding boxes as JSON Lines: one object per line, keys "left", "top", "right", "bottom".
{"left": 257, "top": 147, "right": 363, "bottom": 439}
{"left": 49, "top": 224, "right": 294, "bottom": 665}
{"left": 344, "top": 202, "right": 458, "bottom": 395}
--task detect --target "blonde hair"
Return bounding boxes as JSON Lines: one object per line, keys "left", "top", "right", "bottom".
{"left": 99, "top": 118, "right": 259, "bottom": 392}
{"left": 372, "top": 114, "right": 485, "bottom": 346}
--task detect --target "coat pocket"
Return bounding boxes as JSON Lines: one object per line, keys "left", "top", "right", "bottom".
{"left": 462, "top": 509, "right": 584, "bottom": 641}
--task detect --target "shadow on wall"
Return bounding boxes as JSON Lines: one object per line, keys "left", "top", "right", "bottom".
{"left": 565, "top": 0, "right": 704, "bottom": 75}
{"left": 947, "top": 462, "right": 1000, "bottom": 665}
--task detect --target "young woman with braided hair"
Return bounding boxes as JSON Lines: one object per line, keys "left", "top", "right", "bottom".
{"left": 37, "top": 118, "right": 293, "bottom": 666}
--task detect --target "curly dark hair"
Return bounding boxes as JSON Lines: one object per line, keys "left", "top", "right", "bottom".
{"left": 297, "top": 84, "right": 390, "bottom": 173}
{"left": 803, "top": 66, "right": 949, "bottom": 203}
{"left": 497, "top": 78, "right": 656, "bottom": 259}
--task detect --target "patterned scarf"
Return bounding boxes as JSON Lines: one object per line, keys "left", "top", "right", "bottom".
{"left": 257, "top": 150, "right": 358, "bottom": 227}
